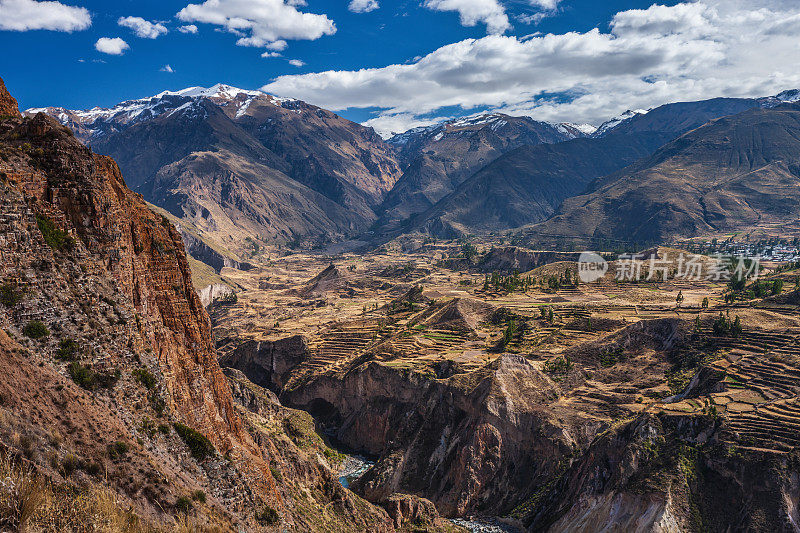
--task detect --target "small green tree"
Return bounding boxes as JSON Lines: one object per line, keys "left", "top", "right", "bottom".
{"left": 23, "top": 320, "right": 49, "bottom": 339}
{"left": 461, "top": 242, "right": 479, "bottom": 262}
{"left": 676, "top": 290, "right": 684, "bottom": 307}
{"left": 771, "top": 279, "right": 784, "bottom": 296}
{"left": 732, "top": 315, "right": 742, "bottom": 337}
{"left": 173, "top": 422, "right": 215, "bottom": 460}
{"left": 0, "top": 283, "right": 23, "bottom": 307}
{"left": 701, "top": 297, "right": 709, "bottom": 309}
{"left": 36, "top": 215, "right": 74, "bottom": 251}
{"left": 500, "top": 320, "right": 517, "bottom": 349}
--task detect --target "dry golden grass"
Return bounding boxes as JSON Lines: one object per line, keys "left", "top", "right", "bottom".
{"left": 0, "top": 453, "right": 158, "bottom": 532}
{"left": 0, "top": 453, "right": 49, "bottom": 532}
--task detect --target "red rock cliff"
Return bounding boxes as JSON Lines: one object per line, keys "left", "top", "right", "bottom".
{"left": 0, "top": 77, "right": 19, "bottom": 117}
{"left": 0, "top": 75, "right": 279, "bottom": 519}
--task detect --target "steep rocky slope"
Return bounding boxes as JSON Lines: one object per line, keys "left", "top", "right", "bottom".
{"left": 227, "top": 305, "right": 686, "bottom": 520}
{"left": 401, "top": 133, "right": 671, "bottom": 239}
{"left": 0, "top": 77, "right": 410, "bottom": 531}
{"left": 524, "top": 412, "right": 800, "bottom": 532}
{"left": 0, "top": 77, "right": 18, "bottom": 117}
{"left": 525, "top": 103, "right": 800, "bottom": 246}
{"left": 28, "top": 85, "right": 402, "bottom": 255}
{"left": 374, "top": 114, "right": 579, "bottom": 236}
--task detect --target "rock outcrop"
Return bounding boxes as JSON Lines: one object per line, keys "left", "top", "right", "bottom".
{"left": 221, "top": 336, "right": 309, "bottom": 392}
{"left": 525, "top": 413, "right": 800, "bottom": 532}
{"left": 477, "top": 247, "right": 581, "bottom": 274}
{"left": 196, "top": 282, "right": 235, "bottom": 307}
{"left": 0, "top": 77, "right": 19, "bottom": 117}
{"left": 0, "top": 76, "right": 404, "bottom": 530}
{"left": 284, "top": 355, "right": 572, "bottom": 517}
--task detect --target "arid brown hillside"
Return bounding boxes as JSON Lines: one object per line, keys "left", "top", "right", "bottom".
{"left": 0, "top": 78, "right": 19, "bottom": 117}
{"left": 0, "top": 77, "right": 414, "bottom": 531}
{"left": 375, "top": 114, "right": 578, "bottom": 236}
{"left": 30, "top": 86, "right": 403, "bottom": 255}
{"left": 401, "top": 132, "right": 671, "bottom": 239}
{"left": 525, "top": 103, "right": 800, "bottom": 246}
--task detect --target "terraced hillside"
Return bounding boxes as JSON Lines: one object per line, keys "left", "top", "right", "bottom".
{"left": 210, "top": 243, "right": 800, "bottom": 530}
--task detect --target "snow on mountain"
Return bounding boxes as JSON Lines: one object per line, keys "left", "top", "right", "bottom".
{"left": 388, "top": 112, "right": 598, "bottom": 146}
{"left": 776, "top": 89, "right": 800, "bottom": 103}
{"left": 154, "top": 83, "right": 264, "bottom": 100}
{"left": 555, "top": 122, "right": 597, "bottom": 138}
{"left": 760, "top": 89, "right": 800, "bottom": 107}
{"left": 448, "top": 113, "right": 508, "bottom": 129}
{"left": 25, "top": 84, "right": 298, "bottom": 139}
{"left": 593, "top": 109, "right": 649, "bottom": 137}
{"left": 387, "top": 124, "right": 442, "bottom": 145}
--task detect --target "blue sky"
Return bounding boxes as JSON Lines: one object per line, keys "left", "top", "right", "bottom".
{"left": 2, "top": 0, "right": 800, "bottom": 135}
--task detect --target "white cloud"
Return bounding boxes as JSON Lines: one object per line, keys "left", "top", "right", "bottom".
{"left": 519, "top": 0, "right": 562, "bottom": 24}
{"left": 263, "top": 0, "right": 800, "bottom": 136}
{"left": 160, "top": 64, "right": 174, "bottom": 72}
{"left": 118, "top": 16, "right": 168, "bottom": 39}
{"left": 423, "top": 0, "right": 509, "bottom": 34}
{"left": 0, "top": 0, "right": 91, "bottom": 32}
{"left": 95, "top": 37, "right": 129, "bottom": 55}
{"left": 529, "top": 0, "right": 560, "bottom": 10}
{"left": 288, "top": 59, "right": 305, "bottom": 67}
{"left": 176, "top": 0, "right": 335, "bottom": 54}
{"left": 178, "top": 24, "right": 198, "bottom": 33}
{"left": 363, "top": 113, "right": 444, "bottom": 136}
{"left": 266, "top": 39, "right": 287, "bottom": 51}
{"left": 349, "top": 0, "right": 378, "bottom": 13}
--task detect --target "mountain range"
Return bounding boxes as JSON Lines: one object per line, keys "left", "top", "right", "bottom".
{"left": 27, "top": 84, "right": 800, "bottom": 260}
{"left": 524, "top": 102, "right": 800, "bottom": 246}
{"left": 28, "top": 84, "right": 402, "bottom": 257}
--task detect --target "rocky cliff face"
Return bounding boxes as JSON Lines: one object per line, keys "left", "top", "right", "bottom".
{"left": 0, "top": 76, "right": 410, "bottom": 530}
{"left": 221, "top": 336, "right": 309, "bottom": 392}
{"left": 525, "top": 412, "right": 800, "bottom": 532}
{"left": 0, "top": 77, "right": 19, "bottom": 117}
{"left": 1, "top": 110, "right": 245, "bottom": 452}
{"left": 282, "top": 355, "right": 576, "bottom": 517}
{"left": 0, "top": 101, "right": 280, "bottom": 525}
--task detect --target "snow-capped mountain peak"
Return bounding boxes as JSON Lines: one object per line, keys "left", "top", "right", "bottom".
{"left": 154, "top": 83, "right": 265, "bottom": 101}
{"left": 24, "top": 84, "right": 304, "bottom": 140}
{"left": 555, "top": 122, "right": 597, "bottom": 138}
{"left": 753, "top": 89, "right": 800, "bottom": 109}
{"left": 593, "top": 109, "right": 649, "bottom": 137}
{"left": 772, "top": 89, "right": 800, "bottom": 104}
{"left": 448, "top": 113, "right": 508, "bottom": 129}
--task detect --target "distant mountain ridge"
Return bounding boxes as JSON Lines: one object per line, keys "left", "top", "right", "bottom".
{"left": 522, "top": 102, "right": 800, "bottom": 246}
{"left": 28, "top": 85, "right": 800, "bottom": 252}
{"left": 27, "top": 84, "right": 403, "bottom": 257}
{"left": 374, "top": 112, "right": 585, "bottom": 236}
{"left": 402, "top": 132, "right": 674, "bottom": 239}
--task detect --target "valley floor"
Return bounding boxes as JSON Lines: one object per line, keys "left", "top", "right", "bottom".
{"left": 207, "top": 244, "right": 800, "bottom": 532}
